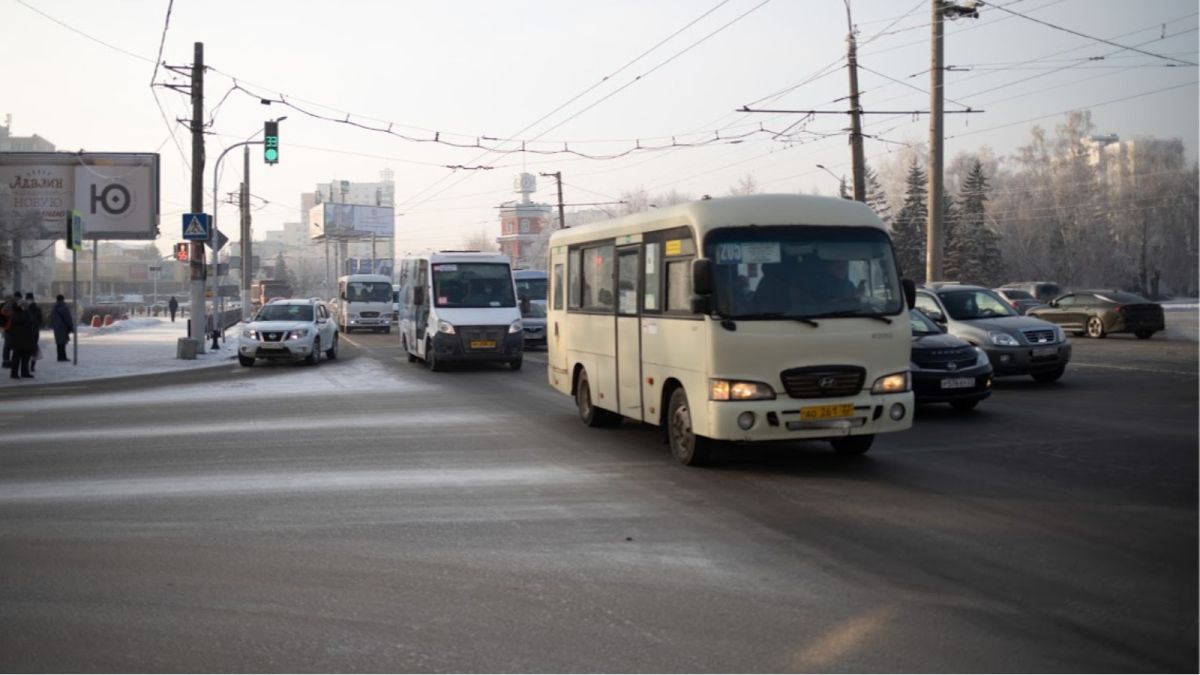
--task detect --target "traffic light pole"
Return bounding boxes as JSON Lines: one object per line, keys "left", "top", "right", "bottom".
{"left": 212, "top": 140, "right": 263, "bottom": 331}
{"left": 241, "top": 145, "right": 251, "bottom": 321}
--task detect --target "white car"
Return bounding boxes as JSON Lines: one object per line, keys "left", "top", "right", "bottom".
{"left": 239, "top": 298, "right": 339, "bottom": 367}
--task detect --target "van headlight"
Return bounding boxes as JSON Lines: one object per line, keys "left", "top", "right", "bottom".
{"left": 437, "top": 320, "right": 456, "bottom": 334}
{"left": 508, "top": 319, "right": 523, "bottom": 334}
{"left": 287, "top": 328, "right": 310, "bottom": 340}
{"left": 709, "top": 379, "right": 776, "bottom": 401}
{"left": 871, "top": 371, "right": 910, "bottom": 394}
{"left": 988, "top": 331, "right": 1019, "bottom": 347}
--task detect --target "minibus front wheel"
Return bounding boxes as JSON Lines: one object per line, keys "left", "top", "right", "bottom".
{"left": 667, "top": 387, "right": 712, "bottom": 467}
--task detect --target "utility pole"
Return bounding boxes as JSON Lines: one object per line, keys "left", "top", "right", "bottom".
{"left": 241, "top": 145, "right": 251, "bottom": 320}
{"left": 845, "top": 1, "right": 866, "bottom": 202}
{"left": 927, "top": 0, "right": 979, "bottom": 283}
{"left": 189, "top": 41, "right": 207, "bottom": 351}
{"left": 539, "top": 171, "right": 566, "bottom": 230}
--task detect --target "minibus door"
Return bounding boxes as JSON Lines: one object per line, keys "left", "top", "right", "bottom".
{"left": 616, "top": 247, "right": 643, "bottom": 420}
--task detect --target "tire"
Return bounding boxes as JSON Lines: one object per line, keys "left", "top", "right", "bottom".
{"left": 575, "top": 370, "right": 619, "bottom": 427}
{"left": 1135, "top": 330, "right": 1155, "bottom": 340}
{"left": 425, "top": 339, "right": 442, "bottom": 372}
{"left": 1086, "top": 316, "right": 1106, "bottom": 339}
{"left": 667, "top": 387, "right": 712, "bottom": 466}
{"left": 509, "top": 358, "right": 522, "bottom": 371}
{"left": 1032, "top": 366, "right": 1065, "bottom": 383}
{"left": 305, "top": 338, "right": 321, "bottom": 366}
{"left": 326, "top": 333, "right": 338, "bottom": 360}
{"left": 830, "top": 434, "right": 874, "bottom": 455}
{"left": 950, "top": 399, "right": 979, "bottom": 412}
{"left": 238, "top": 354, "right": 254, "bottom": 367}
{"left": 404, "top": 336, "right": 417, "bottom": 362}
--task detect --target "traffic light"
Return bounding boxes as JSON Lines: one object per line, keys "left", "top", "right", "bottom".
{"left": 174, "top": 242, "right": 189, "bottom": 262}
{"left": 264, "top": 120, "right": 279, "bottom": 165}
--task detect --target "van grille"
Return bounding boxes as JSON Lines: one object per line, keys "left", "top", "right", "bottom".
{"left": 779, "top": 366, "right": 865, "bottom": 399}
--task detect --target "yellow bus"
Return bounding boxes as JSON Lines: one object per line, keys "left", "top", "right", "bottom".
{"left": 546, "top": 194, "right": 916, "bottom": 465}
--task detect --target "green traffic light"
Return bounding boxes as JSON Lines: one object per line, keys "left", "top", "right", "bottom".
{"left": 265, "top": 148, "right": 279, "bottom": 162}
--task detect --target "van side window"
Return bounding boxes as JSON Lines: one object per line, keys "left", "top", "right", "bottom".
{"left": 582, "top": 244, "right": 615, "bottom": 311}
{"left": 553, "top": 263, "right": 564, "bottom": 310}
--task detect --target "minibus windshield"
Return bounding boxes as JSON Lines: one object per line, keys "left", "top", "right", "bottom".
{"left": 705, "top": 226, "right": 903, "bottom": 320}
{"left": 345, "top": 281, "right": 392, "bottom": 303}
{"left": 432, "top": 263, "right": 516, "bottom": 308}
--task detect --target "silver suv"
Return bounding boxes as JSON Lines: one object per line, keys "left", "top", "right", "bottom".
{"left": 239, "top": 298, "right": 339, "bottom": 367}
{"left": 914, "top": 284, "right": 1071, "bottom": 382}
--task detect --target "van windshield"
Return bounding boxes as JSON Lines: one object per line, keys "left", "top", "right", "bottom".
{"left": 705, "top": 226, "right": 903, "bottom": 320}
{"left": 345, "top": 281, "right": 392, "bottom": 303}
{"left": 432, "top": 263, "right": 516, "bottom": 308}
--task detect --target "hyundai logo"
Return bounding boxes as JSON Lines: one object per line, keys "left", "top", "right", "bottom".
{"left": 947, "top": 362, "right": 958, "bottom": 371}
{"left": 817, "top": 376, "right": 837, "bottom": 390}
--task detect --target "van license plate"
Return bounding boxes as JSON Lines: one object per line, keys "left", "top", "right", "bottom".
{"left": 941, "top": 377, "right": 974, "bottom": 389}
{"left": 1032, "top": 347, "right": 1057, "bottom": 357}
{"left": 469, "top": 340, "right": 496, "bottom": 349}
{"left": 799, "top": 403, "right": 855, "bottom": 420}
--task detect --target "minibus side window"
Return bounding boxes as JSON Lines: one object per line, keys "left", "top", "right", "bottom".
{"left": 581, "top": 244, "right": 615, "bottom": 312}
{"left": 665, "top": 260, "right": 692, "bottom": 312}
{"left": 553, "top": 263, "right": 564, "bottom": 310}
{"left": 644, "top": 243, "right": 661, "bottom": 312}
{"left": 568, "top": 249, "right": 582, "bottom": 309}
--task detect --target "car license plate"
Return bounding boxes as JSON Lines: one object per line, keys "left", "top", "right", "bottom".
{"left": 941, "top": 377, "right": 975, "bottom": 389}
{"left": 469, "top": 340, "right": 496, "bottom": 349}
{"left": 1032, "top": 347, "right": 1058, "bottom": 357}
{"left": 259, "top": 342, "right": 283, "bottom": 349}
{"left": 799, "top": 403, "right": 855, "bottom": 420}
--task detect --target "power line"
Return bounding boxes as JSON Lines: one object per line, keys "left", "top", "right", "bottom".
{"left": 14, "top": 0, "right": 155, "bottom": 63}
{"left": 149, "top": 0, "right": 173, "bottom": 85}
{"left": 980, "top": 0, "right": 1199, "bottom": 66}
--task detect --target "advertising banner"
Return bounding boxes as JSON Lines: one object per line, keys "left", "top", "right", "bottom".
{"left": 310, "top": 202, "right": 394, "bottom": 239}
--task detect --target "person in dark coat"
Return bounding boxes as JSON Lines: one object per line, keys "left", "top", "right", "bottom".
{"left": 23, "top": 293, "right": 43, "bottom": 373}
{"left": 1, "top": 291, "right": 20, "bottom": 368}
{"left": 7, "top": 303, "right": 36, "bottom": 379}
{"left": 50, "top": 295, "right": 74, "bottom": 362}
{"left": 168, "top": 296, "right": 179, "bottom": 322}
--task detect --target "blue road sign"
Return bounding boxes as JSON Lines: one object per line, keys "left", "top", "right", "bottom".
{"left": 182, "top": 213, "right": 210, "bottom": 240}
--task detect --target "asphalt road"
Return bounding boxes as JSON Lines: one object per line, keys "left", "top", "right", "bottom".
{"left": 0, "top": 328, "right": 1195, "bottom": 672}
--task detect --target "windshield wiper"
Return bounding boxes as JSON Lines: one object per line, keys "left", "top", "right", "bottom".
{"left": 726, "top": 312, "right": 820, "bottom": 327}
{"left": 801, "top": 310, "right": 894, "bottom": 324}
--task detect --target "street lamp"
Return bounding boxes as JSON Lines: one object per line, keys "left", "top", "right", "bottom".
{"left": 815, "top": 164, "right": 847, "bottom": 195}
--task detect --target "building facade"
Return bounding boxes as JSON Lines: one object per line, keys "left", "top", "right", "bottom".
{"left": 497, "top": 173, "right": 553, "bottom": 269}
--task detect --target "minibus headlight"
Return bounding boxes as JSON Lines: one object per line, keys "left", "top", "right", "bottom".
{"left": 438, "top": 320, "right": 456, "bottom": 335}
{"left": 508, "top": 319, "right": 523, "bottom": 334}
{"left": 709, "top": 379, "right": 776, "bottom": 401}
{"left": 871, "top": 371, "right": 910, "bottom": 394}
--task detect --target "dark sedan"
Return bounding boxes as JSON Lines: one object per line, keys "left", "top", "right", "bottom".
{"left": 993, "top": 287, "right": 1044, "bottom": 315}
{"left": 1029, "top": 290, "right": 1165, "bottom": 339}
{"left": 909, "top": 309, "right": 993, "bottom": 411}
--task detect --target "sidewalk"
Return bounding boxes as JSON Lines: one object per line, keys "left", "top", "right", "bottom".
{"left": 1, "top": 318, "right": 239, "bottom": 388}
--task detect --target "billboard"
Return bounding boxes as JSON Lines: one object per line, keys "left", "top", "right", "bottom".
{"left": 344, "top": 258, "right": 394, "bottom": 276}
{"left": 309, "top": 202, "right": 394, "bottom": 240}
{"left": 0, "top": 152, "right": 160, "bottom": 240}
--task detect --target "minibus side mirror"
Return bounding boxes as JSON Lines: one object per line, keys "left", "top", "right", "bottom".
{"left": 412, "top": 286, "right": 424, "bottom": 306}
{"left": 692, "top": 258, "right": 713, "bottom": 296}
{"left": 690, "top": 294, "right": 712, "bottom": 315}
{"left": 902, "top": 278, "right": 916, "bottom": 309}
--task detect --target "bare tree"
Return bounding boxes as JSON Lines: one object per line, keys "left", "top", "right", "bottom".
{"left": 727, "top": 174, "right": 759, "bottom": 196}
{"left": 459, "top": 226, "right": 499, "bottom": 253}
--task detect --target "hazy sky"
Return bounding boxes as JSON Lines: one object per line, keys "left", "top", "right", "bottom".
{"left": 4, "top": 0, "right": 1197, "bottom": 254}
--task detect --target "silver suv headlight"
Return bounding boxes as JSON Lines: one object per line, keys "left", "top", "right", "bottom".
{"left": 287, "top": 328, "right": 311, "bottom": 340}
{"left": 988, "top": 331, "right": 1019, "bottom": 347}
{"left": 242, "top": 329, "right": 258, "bottom": 339}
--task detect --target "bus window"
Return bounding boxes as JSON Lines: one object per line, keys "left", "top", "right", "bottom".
{"left": 644, "top": 243, "right": 660, "bottom": 311}
{"left": 552, "top": 264, "right": 563, "bottom": 310}
{"left": 665, "top": 260, "right": 692, "bottom": 312}
{"left": 568, "top": 249, "right": 582, "bottom": 309}
{"left": 581, "top": 244, "right": 614, "bottom": 311}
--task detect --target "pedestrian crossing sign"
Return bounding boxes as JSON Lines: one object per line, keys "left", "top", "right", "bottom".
{"left": 182, "top": 213, "right": 210, "bottom": 240}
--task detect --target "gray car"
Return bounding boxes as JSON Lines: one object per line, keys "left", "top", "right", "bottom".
{"left": 993, "top": 287, "right": 1044, "bottom": 315}
{"left": 914, "top": 284, "right": 1071, "bottom": 382}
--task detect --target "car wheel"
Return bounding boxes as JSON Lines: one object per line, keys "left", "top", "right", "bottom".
{"left": 326, "top": 333, "right": 338, "bottom": 360}
{"left": 306, "top": 337, "right": 320, "bottom": 366}
{"left": 1032, "top": 366, "right": 1065, "bottom": 383}
{"left": 238, "top": 354, "right": 254, "bottom": 367}
{"left": 1135, "top": 330, "right": 1155, "bottom": 340}
{"left": 509, "top": 358, "right": 522, "bottom": 371}
{"left": 950, "top": 399, "right": 979, "bottom": 412}
{"left": 425, "top": 339, "right": 442, "bottom": 372}
{"left": 830, "top": 434, "right": 874, "bottom": 455}
{"left": 1086, "top": 316, "right": 1106, "bottom": 338}
{"left": 667, "top": 387, "right": 711, "bottom": 466}
{"left": 575, "top": 370, "right": 618, "bottom": 428}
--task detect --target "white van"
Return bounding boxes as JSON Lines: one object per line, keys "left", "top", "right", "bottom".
{"left": 335, "top": 274, "right": 393, "bottom": 333}
{"left": 397, "top": 252, "right": 524, "bottom": 371}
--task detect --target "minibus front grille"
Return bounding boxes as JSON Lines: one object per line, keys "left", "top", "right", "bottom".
{"left": 779, "top": 366, "right": 865, "bottom": 399}
{"left": 459, "top": 326, "right": 506, "bottom": 351}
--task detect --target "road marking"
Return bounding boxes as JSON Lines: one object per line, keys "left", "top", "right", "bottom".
{"left": 341, "top": 333, "right": 364, "bottom": 348}
{"left": 1070, "top": 361, "right": 1197, "bottom": 376}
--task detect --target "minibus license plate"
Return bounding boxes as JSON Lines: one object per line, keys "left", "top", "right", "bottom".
{"left": 469, "top": 340, "right": 496, "bottom": 349}
{"left": 799, "top": 404, "right": 854, "bottom": 420}
{"left": 941, "top": 377, "right": 975, "bottom": 389}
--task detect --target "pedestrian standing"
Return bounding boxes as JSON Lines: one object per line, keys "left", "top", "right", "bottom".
{"left": 24, "top": 293, "right": 43, "bottom": 373}
{"left": 168, "top": 296, "right": 179, "bottom": 322}
{"left": 7, "top": 303, "right": 35, "bottom": 379}
{"left": 1, "top": 291, "right": 20, "bottom": 368}
{"left": 50, "top": 294, "right": 73, "bottom": 362}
